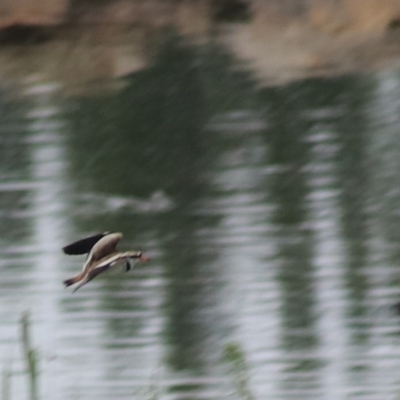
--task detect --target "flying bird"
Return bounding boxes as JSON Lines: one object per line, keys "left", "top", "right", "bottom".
{"left": 62, "top": 232, "right": 148, "bottom": 292}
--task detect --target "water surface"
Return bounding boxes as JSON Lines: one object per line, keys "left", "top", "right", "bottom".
{"left": 1, "top": 38, "right": 400, "bottom": 400}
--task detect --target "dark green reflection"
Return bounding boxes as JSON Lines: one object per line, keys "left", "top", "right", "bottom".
{"left": 0, "top": 92, "right": 31, "bottom": 243}
{"left": 69, "top": 35, "right": 207, "bottom": 197}
{"left": 0, "top": 91, "right": 32, "bottom": 292}
{"left": 337, "top": 78, "right": 372, "bottom": 343}
{"left": 262, "top": 83, "right": 317, "bottom": 353}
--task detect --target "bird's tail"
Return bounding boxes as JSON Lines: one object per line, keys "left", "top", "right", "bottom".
{"left": 63, "top": 273, "right": 84, "bottom": 287}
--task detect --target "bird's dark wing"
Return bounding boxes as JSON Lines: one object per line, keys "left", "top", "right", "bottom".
{"left": 62, "top": 232, "right": 110, "bottom": 255}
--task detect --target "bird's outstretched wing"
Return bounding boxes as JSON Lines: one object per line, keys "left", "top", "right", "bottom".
{"left": 62, "top": 232, "right": 109, "bottom": 255}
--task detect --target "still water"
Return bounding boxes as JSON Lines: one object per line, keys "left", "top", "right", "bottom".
{"left": 1, "top": 37, "right": 400, "bottom": 400}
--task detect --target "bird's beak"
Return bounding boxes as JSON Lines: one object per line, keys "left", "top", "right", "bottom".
{"left": 139, "top": 254, "right": 149, "bottom": 263}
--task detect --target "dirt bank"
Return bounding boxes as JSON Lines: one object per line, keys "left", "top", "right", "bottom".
{"left": 2, "top": 0, "right": 400, "bottom": 87}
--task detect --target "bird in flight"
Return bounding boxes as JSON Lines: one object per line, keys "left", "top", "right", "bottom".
{"left": 62, "top": 232, "right": 148, "bottom": 292}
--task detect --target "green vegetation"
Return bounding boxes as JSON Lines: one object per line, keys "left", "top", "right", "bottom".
{"left": 223, "top": 342, "right": 255, "bottom": 400}
{"left": 1, "top": 312, "right": 40, "bottom": 400}
{"left": 2, "top": 362, "right": 11, "bottom": 400}
{"left": 2, "top": 314, "right": 257, "bottom": 400}
{"left": 137, "top": 369, "right": 162, "bottom": 400}
{"left": 20, "top": 311, "right": 39, "bottom": 400}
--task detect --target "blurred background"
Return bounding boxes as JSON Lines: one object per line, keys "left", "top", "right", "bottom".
{"left": 2, "top": 1, "right": 400, "bottom": 399}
